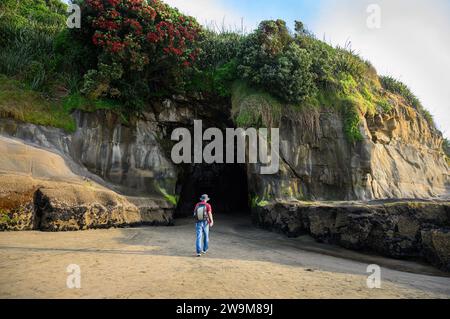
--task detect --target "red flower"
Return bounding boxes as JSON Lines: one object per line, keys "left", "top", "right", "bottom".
{"left": 92, "top": 32, "right": 105, "bottom": 46}
{"left": 146, "top": 32, "right": 159, "bottom": 43}
{"left": 125, "top": 18, "right": 143, "bottom": 35}
{"left": 109, "top": 10, "right": 120, "bottom": 19}
{"left": 142, "top": 6, "right": 157, "bottom": 20}
{"left": 87, "top": 0, "right": 104, "bottom": 11}
{"left": 109, "top": 41, "right": 125, "bottom": 53}
{"left": 107, "top": 0, "right": 121, "bottom": 7}
{"left": 171, "top": 47, "right": 183, "bottom": 56}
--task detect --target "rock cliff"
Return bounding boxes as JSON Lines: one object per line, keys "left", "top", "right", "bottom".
{"left": 0, "top": 92, "right": 449, "bottom": 270}
{"left": 0, "top": 136, "right": 142, "bottom": 231}
{"left": 241, "top": 93, "right": 449, "bottom": 202}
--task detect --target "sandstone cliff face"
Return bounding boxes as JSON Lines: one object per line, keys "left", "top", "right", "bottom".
{"left": 0, "top": 92, "right": 449, "bottom": 232}
{"left": 0, "top": 114, "right": 177, "bottom": 230}
{"left": 243, "top": 96, "right": 449, "bottom": 202}
{"left": 364, "top": 100, "right": 447, "bottom": 199}
{"left": 0, "top": 96, "right": 227, "bottom": 228}
{"left": 242, "top": 95, "right": 450, "bottom": 271}
{"left": 0, "top": 136, "right": 143, "bottom": 231}
{"left": 0, "top": 111, "right": 178, "bottom": 197}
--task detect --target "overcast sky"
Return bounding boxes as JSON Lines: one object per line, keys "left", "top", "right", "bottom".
{"left": 163, "top": 0, "right": 450, "bottom": 138}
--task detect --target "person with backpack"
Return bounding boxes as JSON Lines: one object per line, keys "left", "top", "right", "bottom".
{"left": 193, "top": 194, "right": 214, "bottom": 257}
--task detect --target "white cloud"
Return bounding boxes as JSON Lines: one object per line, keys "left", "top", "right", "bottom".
{"left": 312, "top": 0, "right": 450, "bottom": 138}
{"left": 163, "top": 0, "right": 251, "bottom": 32}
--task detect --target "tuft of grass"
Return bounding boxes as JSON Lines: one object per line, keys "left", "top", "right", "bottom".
{"left": 250, "top": 195, "right": 270, "bottom": 208}
{"left": 0, "top": 75, "right": 127, "bottom": 133}
{"left": 0, "top": 75, "right": 76, "bottom": 132}
{"left": 156, "top": 185, "right": 179, "bottom": 206}
{"left": 380, "top": 75, "right": 435, "bottom": 128}
{"left": 231, "top": 81, "right": 283, "bottom": 128}
{"left": 63, "top": 93, "right": 121, "bottom": 113}
{"left": 341, "top": 99, "right": 363, "bottom": 142}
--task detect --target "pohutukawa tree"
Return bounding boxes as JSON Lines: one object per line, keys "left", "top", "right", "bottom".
{"left": 76, "top": 0, "right": 202, "bottom": 109}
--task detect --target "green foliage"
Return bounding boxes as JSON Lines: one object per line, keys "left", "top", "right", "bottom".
{"left": 380, "top": 76, "right": 421, "bottom": 109}
{"left": 63, "top": 93, "right": 121, "bottom": 113}
{"left": 197, "top": 31, "right": 244, "bottom": 71}
{"left": 250, "top": 195, "right": 269, "bottom": 208}
{"left": 0, "top": 75, "right": 127, "bottom": 132}
{"left": 231, "top": 82, "right": 282, "bottom": 128}
{"left": 342, "top": 99, "right": 363, "bottom": 142}
{"left": 0, "top": 0, "right": 66, "bottom": 45}
{"left": 53, "top": 29, "right": 97, "bottom": 92}
{"left": 0, "top": 75, "right": 76, "bottom": 132}
{"left": 0, "top": 0, "right": 67, "bottom": 93}
{"left": 74, "top": 0, "right": 202, "bottom": 110}
{"left": 0, "top": 28, "right": 58, "bottom": 92}
{"left": 380, "top": 75, "right": 435, "bottom": 127}
{"left": 0, "top": 1, "right": 439, "bottom": 146}
{"left": 156, "top": 185, "right": 179, "bottom": 206}
{"left": 187, "top": 31, "right": 244, "bottom": 96}
{"left": 237, "top": 21, "right": 316, "bottom": 104}
{"left": 295, "top": 34, "right": 335, "bottom": 89}
{"left": 212, "top": 59, "right": 238, "bottom": 97}
{"left": 333, "top": 46, "right": 367, "bottom": 81}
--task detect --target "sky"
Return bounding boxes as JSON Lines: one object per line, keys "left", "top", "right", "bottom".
{"left": 163, "top": 0, "right": 450, "bottom": 139}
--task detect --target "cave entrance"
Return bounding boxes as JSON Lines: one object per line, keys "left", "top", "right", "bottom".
{"left": 175, "top": 163, "right": 250, "bottom": 217}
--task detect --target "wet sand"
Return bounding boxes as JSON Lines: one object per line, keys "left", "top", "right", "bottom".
{"left": 1, "top": 215, "right": 449, "bottom": 299}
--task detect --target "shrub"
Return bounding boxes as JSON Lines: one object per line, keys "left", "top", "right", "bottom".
{"left": 212, "top": 59, "right": 238, "bottom": 97}
{"left": 0, "top": 0, "right": 67, "bottom": 92}
{"left": 0, "top": 0, "right": 66, "bottom": 46}
{"left": 295, "top": 33, "right": 335, "bottom": 89}
{"left": 333, "top": 46, "right": 367, "bottom": 81}
{"left": 237, "top": 20, "right": 316, "bottom": 104}
{"left": 75, "top": 0, "right": 202, "bottom": 110}
{"left": 53, "top": 29, "right": 97, "bottom": 92}
{"left": 185, "top": 31, "right": 243, "bottom": 96}
{"left": 187, "top": 30, "right": 244, "bottom": 96}
{"left": 196, "top": 31, "right": 244, "bottom": 71}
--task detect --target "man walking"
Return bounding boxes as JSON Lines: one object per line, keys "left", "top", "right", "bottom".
{"left": 193, "top": 194, "right": 214, "bottom": 257}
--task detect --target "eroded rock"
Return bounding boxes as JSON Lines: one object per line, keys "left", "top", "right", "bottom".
{"left": 253, "top": 200, "right": 450, "bottom": 271}
{"left": 0, "top": 136, "right": 173, "bottom": 231}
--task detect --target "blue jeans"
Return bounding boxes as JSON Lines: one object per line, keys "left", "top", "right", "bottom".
{"left": 196, "top": 220, "right": 209, "bottom": 254}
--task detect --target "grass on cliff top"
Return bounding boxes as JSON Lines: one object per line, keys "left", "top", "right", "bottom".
{"left": 0, "top": 75, "right": 122, "bottom": 132}
{"left": 231, "top": 81, "right": 283, "bottom": 128}
{"left": 0, "top": 75, "right": 76, "bottom": 132}
{"left": 231, "top": 75, "right": 393, "bottom": 143}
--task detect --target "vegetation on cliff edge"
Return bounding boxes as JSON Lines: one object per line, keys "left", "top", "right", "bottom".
{"left": 0, "top": 0, "right": 443, "bottom": 145}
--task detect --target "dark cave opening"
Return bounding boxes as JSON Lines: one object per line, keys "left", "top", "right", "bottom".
{"left": 175, "top": 163, "right": 250, "bottom": 217}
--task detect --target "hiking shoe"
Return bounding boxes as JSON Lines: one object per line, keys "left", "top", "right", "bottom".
{"left": 202, "top": 251, "right": 207, "bottom": 255}
{"left": 196, "top": 253, "right": 202, "bottom": 257}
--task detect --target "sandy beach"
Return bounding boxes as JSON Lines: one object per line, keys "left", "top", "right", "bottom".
{"left": 1, "top": 215, "right": 449, "bottom": 299}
